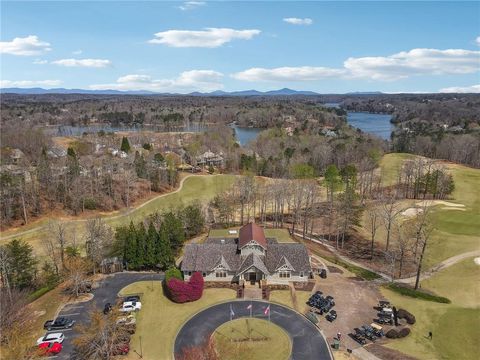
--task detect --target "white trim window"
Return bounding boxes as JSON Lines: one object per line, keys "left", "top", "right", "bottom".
{"left": 300, "top": 271, "right": 304, "bottom": 277}
{"left": 216, "top": 270, "right": 227, "bottom": 278}
{"left": 279, "top": 271, "right": 291, "bottom": 278}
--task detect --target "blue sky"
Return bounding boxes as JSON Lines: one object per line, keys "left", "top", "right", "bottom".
{"left": 1, "top": 1, "right": 479, "bottom": 93}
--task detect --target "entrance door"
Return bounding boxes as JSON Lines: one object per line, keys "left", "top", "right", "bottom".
{"left": 249, "top": 272, "right": 256, "bottom": 285}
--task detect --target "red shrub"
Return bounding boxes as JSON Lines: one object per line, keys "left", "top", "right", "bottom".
{"left": 167, "top": 272, "right": 204, "bottom": 303}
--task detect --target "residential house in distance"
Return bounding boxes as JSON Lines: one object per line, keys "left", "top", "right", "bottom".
{"left": 195, "top": 150, "right": 224, "bottom": 168}
{"left": 181, "top": 223, "right": 312, "bottom": 285}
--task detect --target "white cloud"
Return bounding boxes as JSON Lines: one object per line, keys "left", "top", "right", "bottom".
{"left": 283, "top": 18, "right": 313, "bottom": 26}
{"left": 0, "top": 79, "right": 62, "bottom": 88}
{"left": 476, "top": 36, "right": 480, "bottom": 46}
{"left": 178, "top": 1, "right": 205, "bottom": 11}
{"left": 90, "top": 70, "right": 224, "bottom": 92}
{"left": 232, "top": 66, "right": 345, "bottom": 82}
{"left": 148, "top": 28, "right": 260, "bottom": 48}
{"left": 51, "top": 58, "right": 112, "bottom": 68}
{"left": 0, "top": 35, "right": 51, "bottom": 56}
{"left": 72, "top": 49, "right": 83, "bottom": 55}
{"left": 33, "top": 59, "right": 48, "bottom": 65}
{"left": 439, "top": 84, "right": 480, "bottom": 93}
{"left": 344, "top": 48, "right": 480, "bottom": 80}
{"left": 234, "top": 48, "right": 480, "bottom": 82}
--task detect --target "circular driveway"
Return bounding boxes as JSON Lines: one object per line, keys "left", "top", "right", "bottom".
{"left": 174, "top": 300, "right": 332, "bottom": 360}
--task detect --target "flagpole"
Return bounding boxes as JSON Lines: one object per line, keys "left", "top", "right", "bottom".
{"left": 269, "top": 305, "right": 271, "bottom": 322}
{"left": 250, "top": 301, "right": 252, "bottom": 318}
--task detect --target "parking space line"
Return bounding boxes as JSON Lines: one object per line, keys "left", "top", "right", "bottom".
{"left": 46, "top": 328, "right": 73, "bottom": 333}
{"left": 62, "top": 305, "right": 84, "bottom": 310}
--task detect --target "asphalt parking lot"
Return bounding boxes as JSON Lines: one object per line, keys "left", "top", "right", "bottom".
{"left": 42, "top": 272, "right": 164, "bottom": 359}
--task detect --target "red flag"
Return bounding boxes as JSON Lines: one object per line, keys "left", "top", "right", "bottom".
{"left": 264, "top": 305, "right": 270, "bottom": 315}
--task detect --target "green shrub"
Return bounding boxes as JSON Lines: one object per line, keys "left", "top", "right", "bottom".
{"left": 385, "top": 283, "right": 451, "bottom": 303}
{"left": 165, "top": 267, "right": 183, "bottom": 282}
{"left": 28, "top": 286, "right": 52, "bottom": 302}
{"left": 84, "top": 198, "right": 97, "bottom": 210}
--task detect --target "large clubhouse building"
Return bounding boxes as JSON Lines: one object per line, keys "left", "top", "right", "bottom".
{"left": 181, "top": 223, "right": 312, "bottom": 284}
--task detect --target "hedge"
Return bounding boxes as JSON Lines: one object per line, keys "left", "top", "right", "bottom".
{"left": 165, "top": 267, "right": 183, "bottom": 283}
{"left": 385, "top": 283, "right": 451, "bottom": 304}
{"left": 166, "top": 272, "right": 204, "bottom": 303}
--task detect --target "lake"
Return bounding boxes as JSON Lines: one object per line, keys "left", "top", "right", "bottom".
{"left": 231, "top": 125, "right": 263, "bottom": 146}
{"left": 346, "top": 112, "right": 393, "bottom": 140}
{"left": 325, "top": 103, "right": 393, "bottom": 140}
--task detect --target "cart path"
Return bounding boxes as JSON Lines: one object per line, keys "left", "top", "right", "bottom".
{"left": 174, "top": 300, "right": 333, "bottom": 360}
{"left": 295, "top": 232, "right": 480, "bottom": 284}
{"left": 394, "top": 250, "right": 480, "bottom": 284}
{"left": 0, "top": 174, "right": 212, "bottom": 241}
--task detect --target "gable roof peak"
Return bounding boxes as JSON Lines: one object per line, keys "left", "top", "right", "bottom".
{"left": 238, "top": 222, "right": 267, "bottom": 249}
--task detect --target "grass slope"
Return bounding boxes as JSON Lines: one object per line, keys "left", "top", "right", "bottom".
{"left": 0, "top": 175, "right": 235, "bottom": 255}
{"left": 379, "top": 154, "right": 480, "bottom": 269}
{"left": 119, "top": 281, "right": 236, "bottom": 360}
{"left": 384, "top": 257, "right": 480, "bottom": 360}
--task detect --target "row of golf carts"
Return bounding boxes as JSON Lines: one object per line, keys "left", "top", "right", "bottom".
{"left": 350, "top": 300, "right": 392, "bottom": 345}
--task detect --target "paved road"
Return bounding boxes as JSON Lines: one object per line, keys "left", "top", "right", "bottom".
{"left": 44, "top": 272, "right": 164, "bottom": 359}
{"left": 174, "top": 300, "right": 332, "bottom": 360}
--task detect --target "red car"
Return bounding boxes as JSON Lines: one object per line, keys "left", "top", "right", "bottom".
{"left": 38, "top": 341, "right": 62, "bottom": 355}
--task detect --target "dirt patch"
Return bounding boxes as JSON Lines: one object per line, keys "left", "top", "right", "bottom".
{"left": 328, "top": 266, "right": 344, "bottom": 274}
{"left": 366, "top": 343, "right": 418, "bottom": 360}
{"left": 312, "top": 273, "right": 382, "bottom": 351}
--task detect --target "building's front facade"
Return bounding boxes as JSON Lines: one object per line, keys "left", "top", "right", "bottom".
{"left": 181, "top": 223, "right": 312, "bottom": 284}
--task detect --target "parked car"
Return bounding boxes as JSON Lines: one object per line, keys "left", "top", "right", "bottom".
{"left": 370, "top": 323, "right": 384, "bottom": 338}
{"left": 326, "top": 310, "right": 337, "bottom": 322}
{"left": 360, "top": 325, "right": 377, "bottom": 341}
{"left": 104, "top": 303, "right": 113, "bottom": 314}
{"left": 36, "top": 333, "right": 65, "bottom": 345}
{"left": 43, "top": 317, "right": 75, "bottom": 331}
{"left": 37, "top": 342, "right": 62, "bottom": 355}
{"left": 375, "top": 316, "right": 393, "bottom": 325}
{"left": 120, "top": 301, "right": 141, "bottom": 312}
{"left": 124, "top": 296, "right": 140, "bottom": 303}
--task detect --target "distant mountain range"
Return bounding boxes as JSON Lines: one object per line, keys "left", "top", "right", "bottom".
{"left": 0, "top": 87, "right": 384, "bottom": 96}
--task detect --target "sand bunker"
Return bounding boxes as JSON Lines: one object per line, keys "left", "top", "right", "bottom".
{"left": 474, "top": 257, "right": 480, "bottom": 266}
{"left": 441, "top": 207, "right": 466, "bottom": 211}
{"left": 416, "top": 200, "right": 465, "bottom": 208}
{"left": 401, "top": 208, "right": 424, "bottom": 217}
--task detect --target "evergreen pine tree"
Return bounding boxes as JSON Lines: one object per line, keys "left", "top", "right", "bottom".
{"left": 135, "top": 222, "right": 147, "bottom": 269}
{"left": 162, "top": 212, "right": 185, "bottom": 253}
{"left": 145, "top": 223, "right": 158, "bottom": 268}
{"left": 120, "top": 137, "right": 131, "bottom": 153}
{"left": 156, "top": 224, "right": 174, "bottom": 269}
{"left": 124, "top": 222, "right": 138, "bottom": 270}
{"left": 3, "top": 239, "right": 37, "bottom": 289}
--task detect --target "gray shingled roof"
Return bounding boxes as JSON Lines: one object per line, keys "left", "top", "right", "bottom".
{"left": 182, "top": 236, "right": 311, "bottom": 275}
{"left": 236, "top": 253, "right": 270, "bottom": 276}
{"left": 181, "top": 244, "right": 240, "bottom": 272}
{"left": 265, "top": 244, "right": 311, "bottom": 273}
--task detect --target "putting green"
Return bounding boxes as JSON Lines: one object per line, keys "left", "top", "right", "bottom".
{"left": 212, "top": 318, "right": 292, "bottom": 360}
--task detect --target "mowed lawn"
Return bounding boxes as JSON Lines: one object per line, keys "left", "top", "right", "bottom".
{"left": 213, "top": 318, "right": 291, "bottom": 360}
{"left": 209, "top": 227, "right": 294, "bottom": 243}
{"left": 378, "top": 153, "right": 480, "bottom": 269}
{"left": 0, "top": 174, "right": 235, "bottom": 255}
{"left": 119, "top": 281, "right": 236, "bottom": 360}
{"left": 383, "top": 257, "right": 480, "bottom": 360}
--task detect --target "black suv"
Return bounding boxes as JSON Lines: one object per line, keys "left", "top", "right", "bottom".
{"left": 43, "top": 317, "right": 75, "bottom": 331}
